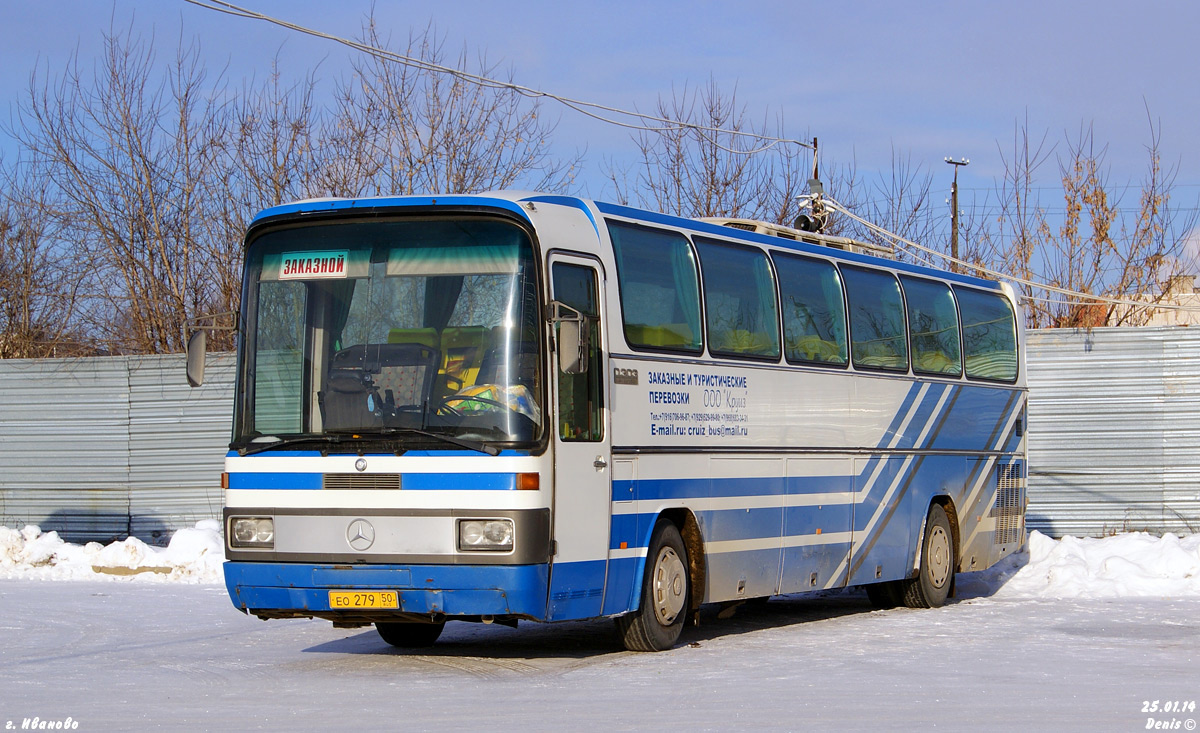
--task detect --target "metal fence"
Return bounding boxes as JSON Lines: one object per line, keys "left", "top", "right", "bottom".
{"left": 1026, "top": 326, "right": 1200, "bottom": 537}
{"left": 0, "top": 353, "right": 234, "bottom": 543}
{"left": 1, "top": 326, "right": 1198, "bottom": 542}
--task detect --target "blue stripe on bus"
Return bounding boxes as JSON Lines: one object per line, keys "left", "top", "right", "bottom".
{"left": 787, "top": 475, "right": 856, "bottom": 494}
{"left": 403, "top": 474, "right": 517, "bottom": 491}
{"left": 783, "top": 504, "right": 853, "bottom": 535}
{"left": 228, "top": 473, "right": 323, "bottom": 490}
{"left": 610, "top": 513, "right": 639, "bottom": 550}
{"left": 611, "top": 505, "right": 854, "bottom": 550}
{"left": 613, "top": 470, "right": 887, "bottom": 506}
{"left": 613, "top": 476, "right": 789, "bottom": 502}
{"left": 227, "top": 472, "right": 518, "bottom": 491}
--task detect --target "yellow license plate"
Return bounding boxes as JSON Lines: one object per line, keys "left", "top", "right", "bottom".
{"left": 328, "top": 590, "right": 399, "bottom": 610}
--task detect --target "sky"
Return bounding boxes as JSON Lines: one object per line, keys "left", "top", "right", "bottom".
{"left": 2, "top": 1, "right": 1199, "bottom": 215}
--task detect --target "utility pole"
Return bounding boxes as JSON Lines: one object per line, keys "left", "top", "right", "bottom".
{"left": 945, "top": 157, "right": 969, "bottom": 272}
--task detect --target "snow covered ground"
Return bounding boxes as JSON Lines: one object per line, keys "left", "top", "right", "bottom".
{"left": 2, "top": 526, "right": 1199, "bottom": 731}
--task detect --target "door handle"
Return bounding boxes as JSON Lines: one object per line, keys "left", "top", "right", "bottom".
{"left": 593, "top": 456, "right": 608, "bottom": 470}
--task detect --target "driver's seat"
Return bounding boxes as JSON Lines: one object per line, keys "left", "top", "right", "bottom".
{"left": 321, "top": 343, "right": 438, "bottom": 430}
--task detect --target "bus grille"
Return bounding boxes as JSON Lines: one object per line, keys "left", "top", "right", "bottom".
{"left": 323, "top": 474, "right": 402, "bottom": 490}
{"left": 992, "top": 463, "right": 1024, "bottom": 545}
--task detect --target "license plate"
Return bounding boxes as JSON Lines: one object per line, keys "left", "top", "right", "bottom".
{"left": 328, "top": 590, "right": 399, "bottom": 610}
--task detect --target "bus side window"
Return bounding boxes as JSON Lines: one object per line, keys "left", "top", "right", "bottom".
{"left": 955, "top": 286, "right": 1018, "bottom": 382}
{"left": 694, "top": 237, "right": 781, "bottom": 361}
{"left": 842, "top": 266, "right": 908, "bottom": 373}
{"left": 900, "top": 276, "right": 962, "bottom": 377}
{"left": 552, "top": 262, "right": 604, "bottom": 442}
{"left": 773, "top": 252, "right": 848, "bottom": 367}
{"left": 607, "top": 221, "right": 703, "bottom": 354}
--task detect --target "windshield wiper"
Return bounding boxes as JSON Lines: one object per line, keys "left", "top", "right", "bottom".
{"left": 377, "top": 427, "right": 501, "bottom": 456}
{"left": 236, "top": 428, "right": 500, "bottom": 458}
{"left": 236, "top": 434, "right": 346, "bottom": 457}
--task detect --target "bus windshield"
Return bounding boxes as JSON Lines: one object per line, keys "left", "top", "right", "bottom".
{"left": 236, "top": 216, "right": 544, "bottom": 451}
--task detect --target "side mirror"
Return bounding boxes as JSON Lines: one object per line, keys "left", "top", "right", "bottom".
{"left": 557, "top": 319, "right": 590, "bottom": 375}
{"left": 186, "top": 329, "right": 207, "bottom": 387}
{"left": 550, "top": 301, "right": 590, "bottom": 375}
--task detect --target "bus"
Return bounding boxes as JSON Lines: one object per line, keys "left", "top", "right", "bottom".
{"left": 187, "top": 191, "right": 1027, "bottom": 652}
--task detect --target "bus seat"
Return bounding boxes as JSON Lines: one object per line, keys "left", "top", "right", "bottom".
{"left": 915, "top": 350, "right": 959, "bottom": 374}
{"left": 321, "top": 345, "right": 381, "bottom": 431}
{"left": 440, "top": 326, "right": 488, "bottom": 389}
{"left": 714, "top": 329, "right": 772, "bottom": 355}
{"left": 624, "top": 323, "right": 693, "bottom": 349}
{"left": 373, "top": 343, "right": 439, "bottom": 410}
{"left": 321, "top": 344, "right": 438, "bottom": 429}
{"left": 387, "top": 327, "right": 439, "bottom": 350}
{"left": 476, "top": 327, "right": 539, "bottom": 389}
{"left": 788, "top": 335, "right": 843, "bottom": 363}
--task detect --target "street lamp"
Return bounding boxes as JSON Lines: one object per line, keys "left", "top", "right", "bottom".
{"left": 945, "top": 157, "right": 969, "bottom": 272}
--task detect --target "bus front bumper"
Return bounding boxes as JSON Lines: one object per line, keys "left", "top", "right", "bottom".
{"left": 224, "top": 561, "right": 550, "bottom": 621}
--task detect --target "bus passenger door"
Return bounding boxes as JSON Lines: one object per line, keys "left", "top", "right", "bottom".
{"left": 547, "top": 254, "right": 612, "bottom": 620}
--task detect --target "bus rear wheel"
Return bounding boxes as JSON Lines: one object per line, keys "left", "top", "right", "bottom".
{"left": 901, "top": 503, "right": 954, "bottom": 608}
{"left": 616, "top": 520, "right": 689, "bottom": 652}
{"left": 376, "top": 620, "right": 445, "bottom": 648}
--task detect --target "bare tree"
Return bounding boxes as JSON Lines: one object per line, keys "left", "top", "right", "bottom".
{"left": 10, "top": 25, "right": 229, "bottom": 354}
{"left": 822, "top": 148, "right": 937, "bottom": 263}
{"left": 321, "top": 20, "right": 580, "bottom": 198}
{"left": 0, "top": 157, "right": 91, "bottom": 357}
{"left": 977, "top": 115, "right": 1196, "bottom": 328}
{"left": 196, "top": 62, "right": 324, "bottom": 351}
{"left": 606, "top": 79, "right": 810, "bottom": 225}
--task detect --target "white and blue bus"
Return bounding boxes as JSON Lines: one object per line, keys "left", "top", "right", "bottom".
{"left": 190, "top": 191, "right": 1026, "bottom": 651}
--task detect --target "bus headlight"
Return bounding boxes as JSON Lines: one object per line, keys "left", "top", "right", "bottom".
{"left": 230, "top": 517, "right": 275, "bottom": 548}
{"left": 457, "top": 519, "right": 514, "bottom": 552}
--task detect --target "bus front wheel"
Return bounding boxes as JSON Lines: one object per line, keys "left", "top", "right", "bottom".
{"left": 376, "top": 620, "right": 445, "bottom": 648}
{"left": 616, "top": 520, "right": 689, "bottom": 652}
{"left": 901, "top": 503, "right": 954, "bottom": 608}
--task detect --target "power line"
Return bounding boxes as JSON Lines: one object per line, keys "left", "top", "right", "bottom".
{"left": 181, "top": 2, "right": 1196, "bottom": 314}
{"left": 181, "top": 0, "right": 815, "bottom": 157}
{"left": 960, "top": 183, "right": 1200, "bottom": 192}
{"left": 823, "top": 196, "right": 1200, "bottom": 312}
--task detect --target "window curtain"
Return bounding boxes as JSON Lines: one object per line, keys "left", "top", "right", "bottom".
{"left": 669, "top": 243, "right": 701, "bottom": 347}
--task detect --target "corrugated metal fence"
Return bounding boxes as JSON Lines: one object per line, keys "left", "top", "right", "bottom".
{"left": 1026, "top": 326, "right": 1200, "bottom": 537}
{"left": 0, "top": 354, "right": 234, "bottom": 543}
{"left": 1, "top": 326, "right": 1198, "bottom": 541}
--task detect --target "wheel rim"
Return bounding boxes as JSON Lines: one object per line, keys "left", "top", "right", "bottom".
{"left": 926, "top": 525, "right": 951, "bottom": 589}
{"left": 651, "top": 546, "right": 687, "bottom": 625}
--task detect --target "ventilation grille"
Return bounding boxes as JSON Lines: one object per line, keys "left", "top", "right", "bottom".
{"left": 722, "top": 221, "right": 756, "bottom": 231}
{"left": 992, "top": 463, "right": 1025, "bottom": 545}
{"left": 323, "top": 474, "right": 402, "bottom": 490}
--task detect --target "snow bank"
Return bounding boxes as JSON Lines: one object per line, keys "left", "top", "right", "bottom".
{"left": 2, "top": 525, "right": 1198, "bottom": 598}
{"left": 962, "top": 530, "right": 1200, "bottom": 599}
{"left": 0, "top": 521, "right": 223, "bottom": 583}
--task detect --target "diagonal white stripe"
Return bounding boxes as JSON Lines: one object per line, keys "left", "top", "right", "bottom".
{"left": 824, "top": 384, "right": 954, "bottom": 589}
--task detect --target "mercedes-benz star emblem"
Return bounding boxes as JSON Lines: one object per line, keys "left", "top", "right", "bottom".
{"left": 354, "top": 458, "right": 368, "bottom": 472}
{"left": 346, "top": 519, "right": 375, "bottom": 551}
